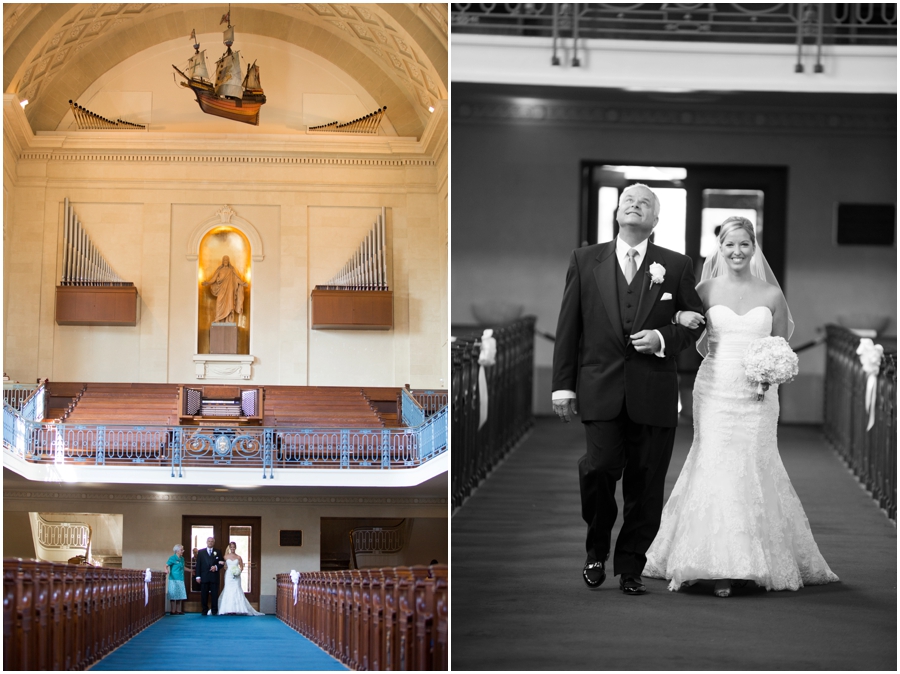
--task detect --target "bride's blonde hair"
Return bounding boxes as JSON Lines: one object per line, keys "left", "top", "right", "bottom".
{"left": 717, "top": 216, "right": 756, "bottom": 246}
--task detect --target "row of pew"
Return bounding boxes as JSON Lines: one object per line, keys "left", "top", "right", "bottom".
{"left": 3, "top": 559, "right": 167, "bottom": 671}
{"left": 43, "top": 382, "right": 405, "bottom": 429}
{"left": 276, "top": 566, "right": 448, "bottom": 671}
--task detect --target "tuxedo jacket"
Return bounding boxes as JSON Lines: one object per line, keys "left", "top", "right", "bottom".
{"left": 552, "top": 240, "right": 704, "bottom": 428}
{"left": 195, "top": 548, "right": 224, "bottom": 583}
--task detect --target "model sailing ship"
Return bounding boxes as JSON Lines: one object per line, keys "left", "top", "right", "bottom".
{"left": 172, "top": 10, "right": 266, "bottom": 126}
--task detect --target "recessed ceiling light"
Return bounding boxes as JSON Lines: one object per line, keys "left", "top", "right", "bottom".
{"left": 20, "top": 99, "right": 28, "bottom": 108}
{"left": 428, "top": 106, "right": 435, "bottom": 113}
{"left": 210, "top": 488, "right": 230, "bottom": 492}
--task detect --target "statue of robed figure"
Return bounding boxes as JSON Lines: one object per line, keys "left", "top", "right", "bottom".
{"left": 202, "top": 255, "right": 248, "bottom": 324}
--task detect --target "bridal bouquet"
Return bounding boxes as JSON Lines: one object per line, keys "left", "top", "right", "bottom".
{"left": 231, "top": 565, "right": 242, "bottom": 578}
{"left": 742, "top": 336, "right": 799, "bottom": 401}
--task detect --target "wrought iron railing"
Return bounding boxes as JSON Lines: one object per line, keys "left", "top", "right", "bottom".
{"left": 401, "top": 388, "right": 426, "bottom": 428}
{"left": 2, "top": 383, "right": 40, "bottom": 411}
{"left": 823, "top": 324, "right": 896, "bottom": 521}
{"left": 36, "top": 516, "right": 91, "bottom": 550}
{"left": 351, "top": 524, "right": 405, "bottom": 554}
{"left": 451, "top": 316, "right": 536, "bottom": 509}
{"left": 452, "top": 3, "right": 897, "bottom": 46}
{"left": 3, "top": 405, "right": 448, "bottom": 479}
{"left": 411, "top": 389, "right": 449, "bottom": 416}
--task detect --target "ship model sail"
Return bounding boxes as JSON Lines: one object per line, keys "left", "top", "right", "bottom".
{"left": 173, "top": 19, "right": 266, "bottom": 126}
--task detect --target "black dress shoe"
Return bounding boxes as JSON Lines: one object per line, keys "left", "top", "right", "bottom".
{"left": 583, "top": 560, "right": 606, "bottom": 589}
{"left": 619, "top": 575, "right": 646, "bottom": 595}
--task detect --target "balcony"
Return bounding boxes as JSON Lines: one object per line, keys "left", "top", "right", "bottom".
{"left": 3, "top": 383, "right": 448, "bottom": 488}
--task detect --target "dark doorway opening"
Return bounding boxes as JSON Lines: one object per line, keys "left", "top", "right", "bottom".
{"left": 181, "top": 515, "right": 262, "bottom": 612}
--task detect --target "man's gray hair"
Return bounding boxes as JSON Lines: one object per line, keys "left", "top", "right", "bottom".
{"left": 173, "top": 544, "right": 184, "bottom": 553}
{"left": 621, "top": 183, "right": 661, "bottom": 218}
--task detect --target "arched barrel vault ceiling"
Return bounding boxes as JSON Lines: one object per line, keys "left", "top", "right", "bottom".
{"left": 3, "top": 3, "right": 448, "bottom": 138}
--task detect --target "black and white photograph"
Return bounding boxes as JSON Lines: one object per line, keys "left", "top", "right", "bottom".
{"left": 450, "top": 4, "right": 896, "bottom": 671}
{"left": 3, "top": 3, "right": 447, "bottom": 671}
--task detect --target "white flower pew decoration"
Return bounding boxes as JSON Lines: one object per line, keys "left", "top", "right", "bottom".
{"left": 290, "top": 569, "right": 300, "bottom": 605}
{"left": 478, "top": 329, "right": 497, "bottom": 429}
{"left": 856, "top": 338, "right": 884, "bottom": 431}
{"left": 144, "top": 568, "right": 152, "bottom": 606}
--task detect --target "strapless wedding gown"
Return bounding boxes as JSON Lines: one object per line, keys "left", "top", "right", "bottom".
{"left": 644, "top": 305, "right": 839, "bottom": 591}
{"left": 217, "top": 559, "right": 265, "bottom": 615}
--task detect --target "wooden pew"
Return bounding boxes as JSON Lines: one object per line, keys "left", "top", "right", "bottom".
{"left": 3, "top": 560, "right": 166, "bottom": 671}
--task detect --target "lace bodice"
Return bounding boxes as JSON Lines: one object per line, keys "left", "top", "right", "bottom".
{"left": 643, "top": 304, "right": 838, "bottom": 591}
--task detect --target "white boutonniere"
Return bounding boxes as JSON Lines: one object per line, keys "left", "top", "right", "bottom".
{"left": 647, "top": 262, "right": 666, "bottom": 289}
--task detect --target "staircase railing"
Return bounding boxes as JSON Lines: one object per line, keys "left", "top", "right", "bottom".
{"left": 823, "top": 324, "right": 896, "bottom": 521}
{"left": 276, "top": 565, "right": 447, "bottom": 671}
{"left": 3, "top": 383, "right": 39, "bottom": 412}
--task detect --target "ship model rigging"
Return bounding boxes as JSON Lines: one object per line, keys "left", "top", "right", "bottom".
{"left": 172, "top": 9, "right": 266, "bottom": 126}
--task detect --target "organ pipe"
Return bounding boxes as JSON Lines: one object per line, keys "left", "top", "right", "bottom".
{"left": 321, "top": 210, "right": 389, "bottom": 291}
{"left": 60, "top": 199, "right": 128, "bottom": 286}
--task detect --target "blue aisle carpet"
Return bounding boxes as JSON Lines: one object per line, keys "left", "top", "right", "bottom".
{"left": 90, "top": 614, "right": 347, "bottom": 670}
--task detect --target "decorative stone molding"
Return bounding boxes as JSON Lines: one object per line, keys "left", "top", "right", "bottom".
{"left": 3, "top": 489, "right": 447, "bottom": 506}
{"left": 453, "top": 99, "right": 897, "bottom": 135}
{"left": 186, "top": 205, "right": 265, "bottom": 262}
{"left": 193, "top": 354, "right": 255, "bottom": 380}
{"left": 17, "top": 153, "right": 436, "bottom": 167}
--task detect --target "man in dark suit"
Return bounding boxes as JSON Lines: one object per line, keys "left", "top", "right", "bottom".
{"left": 195, "top": 536, "right": 224, "bottom": 615}
{"left": 552, "top": 183, "right": 704, "bottom": 595}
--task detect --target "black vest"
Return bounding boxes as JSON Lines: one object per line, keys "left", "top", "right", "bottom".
{"left": 616, "top": 254, "right": 645, "bottom": 337}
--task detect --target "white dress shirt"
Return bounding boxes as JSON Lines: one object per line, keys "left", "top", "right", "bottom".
{"left": 552, "top": 237, "right": 666, "bottom": 403}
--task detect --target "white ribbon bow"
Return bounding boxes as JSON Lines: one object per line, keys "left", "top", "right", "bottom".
{"left": 856, "top": 338, "right": 884, "bottom": 432}
{"left": 290, "top": 569, "right": 300, "bottom": 605}
{"left": 144, "top": 568, "right": 152, "bottom": 606}
{"left": 478, "top": 329, "right": 497, "bottom": 429}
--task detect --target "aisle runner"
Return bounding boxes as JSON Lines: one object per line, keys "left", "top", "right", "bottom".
{"left": 451, "top": 419, "right": 897, "bottom": 671}
{"left": 90, "top": 614, "right": 347, "bottom": 671}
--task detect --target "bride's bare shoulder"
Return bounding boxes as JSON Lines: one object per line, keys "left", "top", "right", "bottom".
{"left": 696, "top": 277, "right": 722, "bottom": 302}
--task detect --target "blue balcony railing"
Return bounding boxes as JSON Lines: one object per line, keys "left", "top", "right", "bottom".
{"left": 452, "top": 3, "right": 897, "bottom": 46}
{"left": 3, "top": 404, "right": 448, "bottom": 479}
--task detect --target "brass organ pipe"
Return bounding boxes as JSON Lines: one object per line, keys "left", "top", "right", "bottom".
{"left": 381, "top": 207, "right": 387, "bottom": 289}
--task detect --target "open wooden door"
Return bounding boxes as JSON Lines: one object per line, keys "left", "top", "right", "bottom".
{"left": 181, "top": 515, "right": 262, "bottom": 611}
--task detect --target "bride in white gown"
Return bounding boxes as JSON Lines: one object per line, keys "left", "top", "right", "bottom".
{"left": 217, "top": 542, "right": 265, "bottom": 615}
{"left": 644, "top": 217, "right": 838, "bottom": 597}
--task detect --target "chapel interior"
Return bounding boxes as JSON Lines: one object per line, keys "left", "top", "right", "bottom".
{"left": 3, "top": 2, "right": 449, "bottom": 639}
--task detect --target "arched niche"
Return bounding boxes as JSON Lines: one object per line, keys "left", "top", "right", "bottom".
{"left": 197, "top": 226, "right": 251, "bottom": 356}
{"left": 186, "top": 205, "right": 265, "bottom": 262}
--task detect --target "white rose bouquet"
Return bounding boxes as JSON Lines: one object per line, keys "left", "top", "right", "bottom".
{"left": 231, "top": 564, "right": 242, "bottom": 578}
{"left": 742, "top": 336, "right": 799, "bottom": 401}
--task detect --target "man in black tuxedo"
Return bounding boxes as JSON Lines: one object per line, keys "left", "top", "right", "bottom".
{"left": 552, "top": 183, "right": 704, "bottom": 595}
{"left": 195, "top": 536, "right": 224, "bottom": 615}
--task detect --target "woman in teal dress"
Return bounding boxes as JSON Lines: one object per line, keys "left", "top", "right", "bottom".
{"left": 166, "top": 544, "right": 187, "bottom": 614}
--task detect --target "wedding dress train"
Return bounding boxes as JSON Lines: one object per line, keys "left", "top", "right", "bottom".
{"left": 644, "top": 305, "right": 839, "bottom": 591}
{"left": 217, "top": 559, "right": 265, "bottom": 615}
